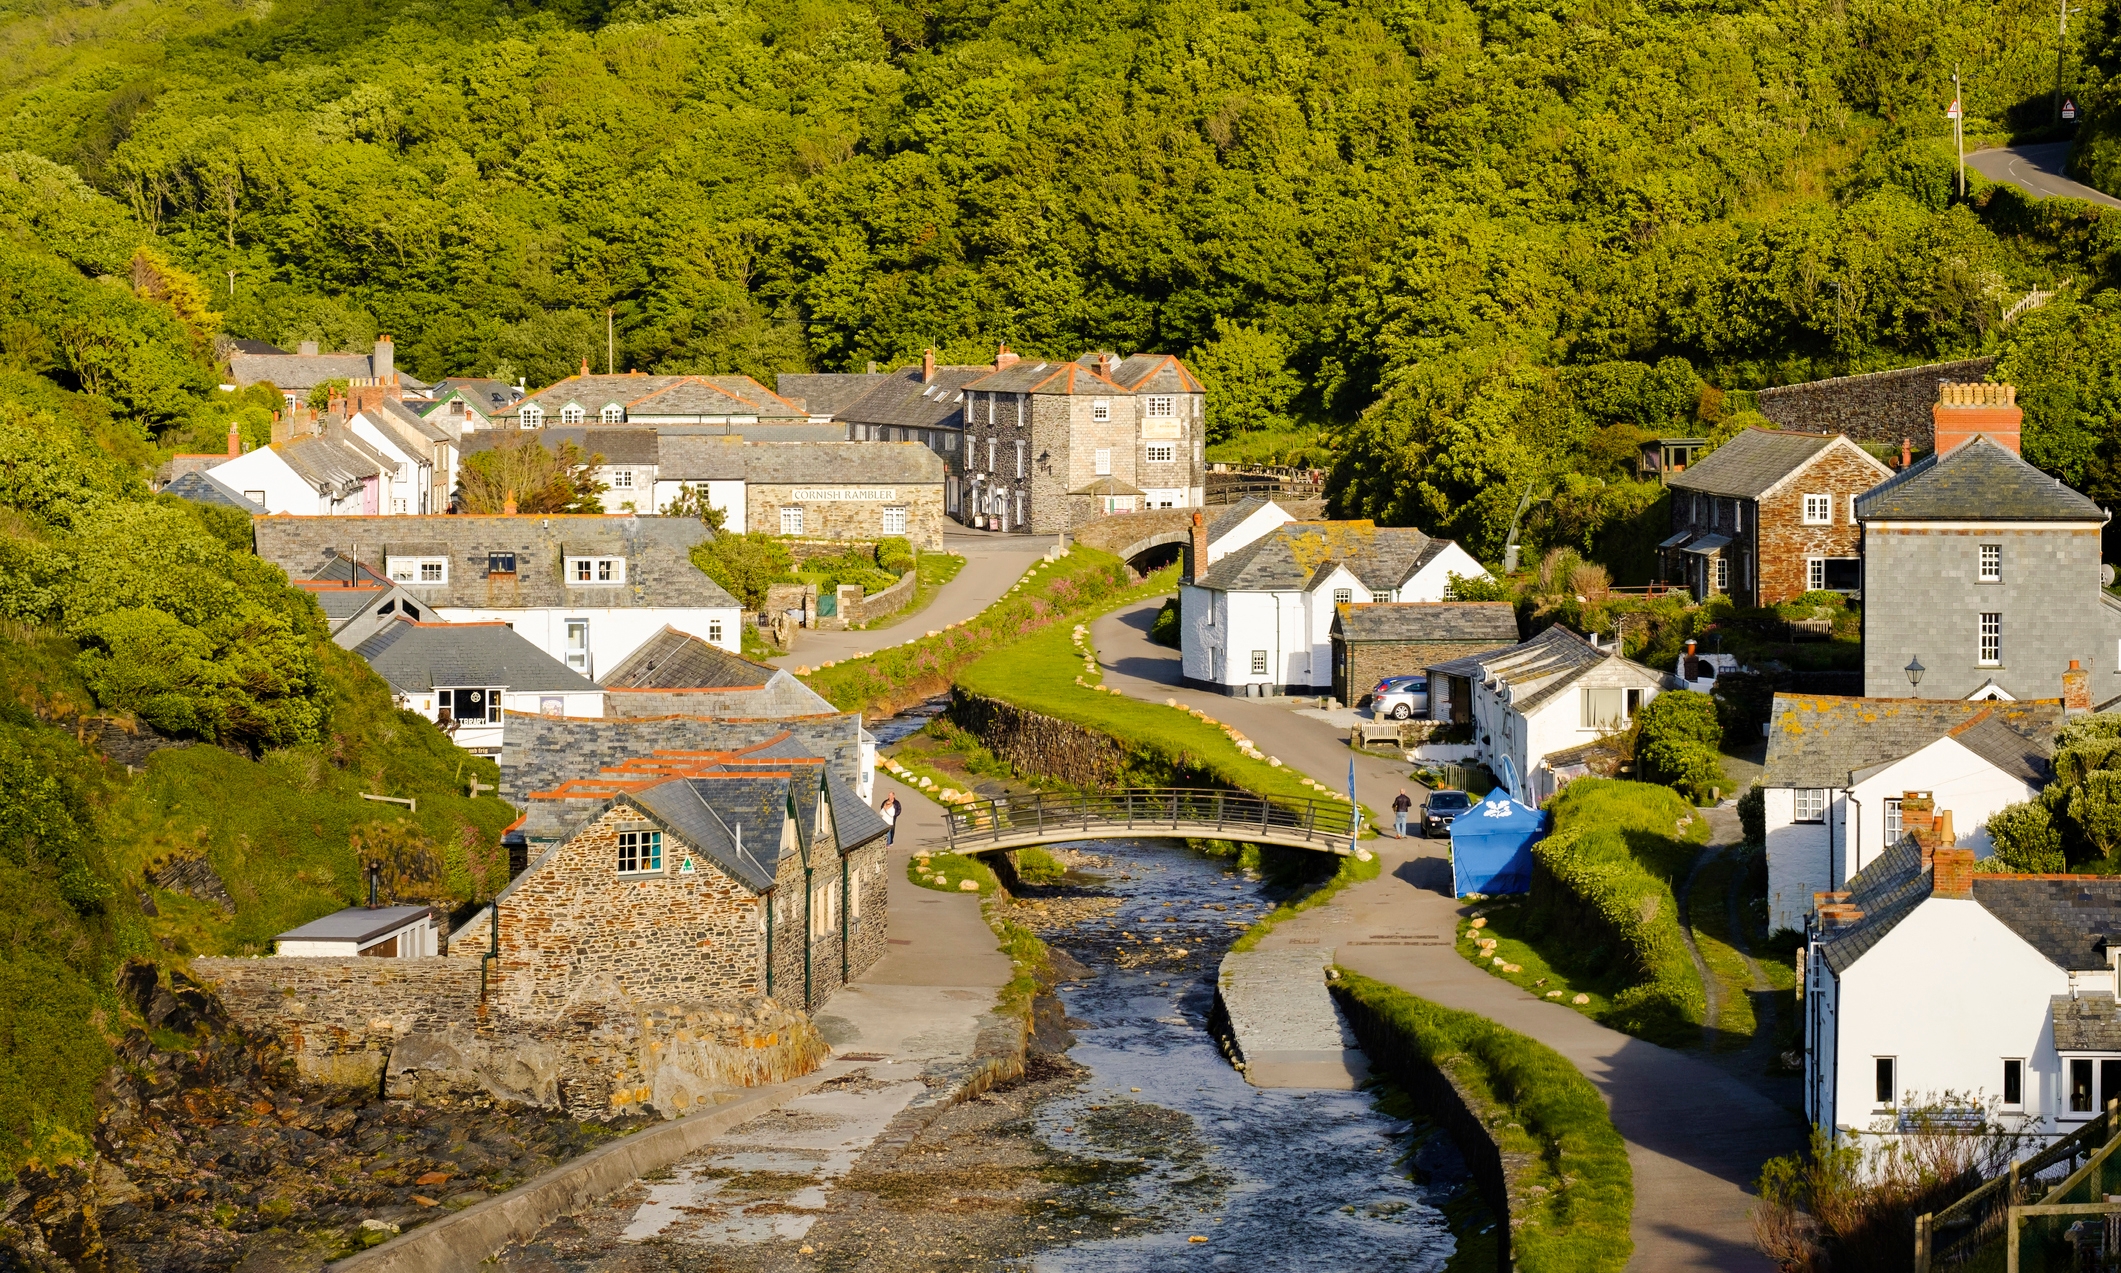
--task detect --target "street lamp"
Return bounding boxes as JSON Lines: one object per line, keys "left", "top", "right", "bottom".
{"left": 1905, "top": 656, "right": 1926, "bottom": 692}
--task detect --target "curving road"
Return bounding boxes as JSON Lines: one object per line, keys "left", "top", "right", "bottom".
{"left": 767, "top": 526, "right": 1051, "bottom": 669}
{"left": 1089, "top": 597, "right": 1799, "bottom": 1272}
{"left": 1967, "top": 141, "right": 2121, "bottom": 209}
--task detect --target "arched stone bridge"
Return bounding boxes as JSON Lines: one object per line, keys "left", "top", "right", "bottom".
{"left": 941, "top": 788, "right": 1361, "bottom": 856}
{"left": 1069, "top": 509, "right": 1195, "bottom": 569}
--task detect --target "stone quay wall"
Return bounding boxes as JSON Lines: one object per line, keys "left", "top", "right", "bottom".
{"left": 1754, "top": 357, "right": 1995, "bottom": 451}
{"left": 190, "top": 955, "right": 827, "bottom": 1119}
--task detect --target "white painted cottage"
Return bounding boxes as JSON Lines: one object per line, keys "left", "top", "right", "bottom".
{"left": 352, "top": 617, "right": 606, "bottom": 755}
{"left": 1425, "top": 625, "right": 1669, "bottom": 804}
{"left": 275, "top": 905, "right": 440, "bottom": 957}
{"left": 1178, "top": 521, "right": 1487, "bottom": 696}
{"left": 1760, "top": 696, "right": 2060, "bottom": 934}
{"left": 1807, "top": 809, "right": 2121, "bottom": 1154}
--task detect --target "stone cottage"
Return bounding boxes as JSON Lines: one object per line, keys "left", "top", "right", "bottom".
{"left": 460, "top": 735, "right": 890, "bottom": 1014}
{"left": 1662, "top": 428, "right": 1894, "bottom": 605}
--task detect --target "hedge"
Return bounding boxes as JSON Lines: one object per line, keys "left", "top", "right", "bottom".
{"left": 1333, "top": 971, "right": 1633, "bottom": 1273}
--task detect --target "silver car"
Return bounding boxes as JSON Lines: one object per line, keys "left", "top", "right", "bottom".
{"left": 1371, "top": 675, "right": 1429, "bottom": 720}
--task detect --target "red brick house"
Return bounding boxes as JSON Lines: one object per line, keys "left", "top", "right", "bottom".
{"left": 1663, "top": 428, "right": 1894, "bottom": 606}
{"left": 458, "top": 734, "right": 890, "bottom": 1014}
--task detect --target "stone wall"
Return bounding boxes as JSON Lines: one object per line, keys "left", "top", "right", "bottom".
{"left": 1755, "top": 357, "right": 1995, "bottom": 450}
{"left": 843, "top": 570, "right": 917, "bottom": 625}
{"left": 1755, "top": 445, "right": 1888, "bottom": 603}
{"left": 746, "top": 483, "right": 946, "bottom": 551}
{"left": 191, "top": 955, "right": 827, "bottom": 1118}
{"left": 948, "top": 688, "right": 1231, "bottom": 788}
{"left": 765, "top": 835, "right": 889, "bottom": 1010}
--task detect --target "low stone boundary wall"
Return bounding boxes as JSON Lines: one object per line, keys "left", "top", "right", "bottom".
{"left": 949, "top": 689, "right": 1134, "bottom": 788}
{"left": 842, "top": 568, "right": 917, "bottom": 625}
{"left": 1755, "top": 357, "right": 1995, "bottom": 450}
{"left": 1331, "top": 985, "right": 1525, "bottom": 1273}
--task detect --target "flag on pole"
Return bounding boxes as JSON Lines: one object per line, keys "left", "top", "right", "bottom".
{"left": 1348, "top": 757, "right": 1361, "bottom": 838}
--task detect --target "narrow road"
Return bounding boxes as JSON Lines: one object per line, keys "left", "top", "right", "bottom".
{"left": 1968, "top": 141, "right": 2121, "bottom": 209}
{"left": 1091, "top": 597, "right": 1801, "bottom": 1272}
{"left": 767, "top": 528, "right": 1050, "bottom": 669}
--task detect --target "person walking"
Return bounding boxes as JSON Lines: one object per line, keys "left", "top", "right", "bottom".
{"left": 1392, "top": 788, "right": 1414, "bottom": 838}
{"left": 881, "top": 793, "right": 901, "bottom": 846}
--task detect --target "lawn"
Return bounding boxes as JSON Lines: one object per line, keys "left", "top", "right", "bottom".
{"left": 846, "top": 551, "right": 967, "bottom": 630}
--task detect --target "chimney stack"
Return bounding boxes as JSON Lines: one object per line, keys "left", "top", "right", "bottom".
{"left": 372, "top": 334, "right": 394, "bottom": 382}
{"left": 2067, "top": 658, "right": 2092, "bottom": 714}
{"left": 1901, "top": 437, "right": 1911, "bottom": 469}
{"left": 298, "top": 340, "right": 319, "bottom": 356}
{"left": 503, "top": 490, "right": 518, "bottom": 516}
{"left": 922, "top": 348, "right": 937, "bottom": 384}
{"left": 271, "top": 410, "right": 288, "bottom": 446}
{"left": 1901, "top": 790, "right": 1936, "bottom": 857}
{"left": 1189, "top": 511, "right": 1208, "bottom": 583}
{"left": 580, "top": 357, "right": 590, "bottom": 377}
{"left": 227, "top": 421, "right": 242, "bottom": 457}
{"left": 1932, "top": 846, "right": 1975, "bottom": 899}
{"left": 1932, "top": 382, "right": 2023, "bottom": 456}
{"left": 994, "top": 343, "right": 1020, "bottom": 371}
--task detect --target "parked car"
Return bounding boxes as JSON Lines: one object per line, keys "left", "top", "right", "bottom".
{"left": 1423, "top": 789, "right": 1472, "bottom": 838}
{"left": 1372, "top": 675, "right": 1429, "bottom": 720}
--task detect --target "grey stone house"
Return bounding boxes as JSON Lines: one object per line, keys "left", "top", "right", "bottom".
{"left": 1857, "top": 425, "right": 2121, "bottom": 702}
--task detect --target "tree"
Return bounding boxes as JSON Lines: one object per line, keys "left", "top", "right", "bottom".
{"left": 689, "top": 533, "right": 794, "bottom": 610}
{"left": 1634, "top": 691, "right": 1725, "bottom": 803}
{"left": 1986, "top": 801, "right": 2065, "bottom": 873}
{"left": 660, "top": 484, "right": 728, "bottom": 529}
{"left": 1189, "top": 320, "right": 1299, "bottom": 441}
{"left": 456, "top": 432, "right": 607, "bottom": 514}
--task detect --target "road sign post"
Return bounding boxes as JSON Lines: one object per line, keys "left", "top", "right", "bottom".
{"left": 1950, "top": 68, "right": 1965, "bottom": 199}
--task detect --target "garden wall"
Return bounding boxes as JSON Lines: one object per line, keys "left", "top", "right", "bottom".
{"left": 1754, "top": 357, "right": 1995, "bottom": 450}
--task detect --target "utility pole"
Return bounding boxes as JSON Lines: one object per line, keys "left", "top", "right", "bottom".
{"left": 1952, "top": 65, "right": 1966, "bottom": 200}
{"left": 226, "top": 268, "right": 236, "bottom": 301}
{"left": 2055, "top": 0, "right": 2075, "bottom": 126}
{"left": 606, "top": 308, "right": 615, "bottom": 375}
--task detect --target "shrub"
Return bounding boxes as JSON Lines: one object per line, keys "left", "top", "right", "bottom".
{"left": 876, "top": 537, "right": 916, "bottom": 575}
{"left": 1149, "top": 598, "right": 1179, "bottom": 647}
{"left": 1445, "top": 570, "right": 1516, "bottom": 602}
{"left": 1014, "top": 846, "right": 1065, "bottom": 885}
{"left": 689, "top": 532, "right": 796, "bottom": 610}
{"left": 457, "top": 432, "right": 607, "bottom": 514}
{"left": 1737, "top": 783, "right": 1765, "bottom": 847}
{"left": 1710, "top": 670, "right": 1774, "bottom": 741}
{"left": 1635, "top": 690, "right": 1724, "bottom": 802}
{"left": 1986, "top": 800, "right": 2065, "bottom": 873}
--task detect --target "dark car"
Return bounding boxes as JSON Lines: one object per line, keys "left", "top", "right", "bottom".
{"left": 1423, "top": 789, "right": 1473, "bottom": 838}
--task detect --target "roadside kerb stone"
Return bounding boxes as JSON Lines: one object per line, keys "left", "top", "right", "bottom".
{"left": 326, "top": 1062, "right": 855, "bottom": 1273}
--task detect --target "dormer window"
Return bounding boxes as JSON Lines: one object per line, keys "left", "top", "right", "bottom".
{"left": 561, "top": 404, "right": 585, "bottom": 425}
{"left": 601, "top": 404, "right": 624, "bottom": 423}
{"left": 519, "top": 404, "right": 544, "bottom": 428}
{"left": 388, "top": 556, "right": 447, "bottom": 584}
{"left": 568, "top": 556, "right": 625, "bottom": 585}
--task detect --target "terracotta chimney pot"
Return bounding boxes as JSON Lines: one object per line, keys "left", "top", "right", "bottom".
{"left": 922, "top": 348, "right": 937, "bottom": 384}
{"left": 1933, "top": 381, "right": 2023, "bottom": 455}
{"left": 994, "top": 343, "right": 1020, "bottom": 371}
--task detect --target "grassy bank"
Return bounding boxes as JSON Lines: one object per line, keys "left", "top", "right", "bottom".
{"left": 847, "top": 551, "right": 966, "bottom": 631}
{"left": 798, "top": 547, "right": 1134, "bottom": 718}
{"left": 1334, "top": 971, "right": 1634, "bottom": 1273}
{"left": 1225, "top": 845, "right": 1382, "bottom": 952}
{"left": 1460, "top": 779, "right": 1710, "bottom": 1048}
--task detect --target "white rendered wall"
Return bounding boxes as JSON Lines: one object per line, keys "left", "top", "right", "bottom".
{"left": 1400, "top": 542, "right": 1490, "bottom": 601}
{"left": 432, "top": 607, "right": 741, "bottom": 681}
{"left": 1847, "top": 737, "right": 2038, "bottom": 876}
{"left": 1766, "top": 788, "right": 1834, "bottom": 934}
{"left": 210, "top": 449, "right": 321, "bottom": 516}
{"left": 1205, "top": 503, "right": 1296, "bottom": 563}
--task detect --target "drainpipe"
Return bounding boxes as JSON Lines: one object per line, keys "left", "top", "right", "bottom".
{"left": 841, "top": 852, "right": 851, "bottom": 984}
{"left": 803, "top": 859, "right": 815, "bottom": 1010}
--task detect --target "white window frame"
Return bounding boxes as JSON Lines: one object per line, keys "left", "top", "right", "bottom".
{"left": 561, "top": 404, "right": 585, "bottom": 425}
{"left": 881, "top": 506, "right": 908, "bottom": 535}
{"left": 1884, "top": 797, "right": 1902, "bottom": 844}
{"left": 1979, "top": 543, "right": 2001, "bottom": 581}
{"left": 1015, "top": 439, "right": 1025, "bottom": 478}
{"left": 1334, "top": 588, "right": 1353, "bottom": 606}
{"left": 2002, "top": 1057, "right": 2026, "bottom": 1110}
{"left": 600, "top": 404, "right": 624, "bottom": 423}
{"left": 1580, "top": 686, "right": 1628, "bottom": 730}
{"left": 1979, "top": 611, "right": 2001, "bottom": 666}
{"left": 389, "top": 556, "right": 448, "bottom": 585}
{"left": 610, "top": 469, "right": 633, "bottom": 489}
{"left": 1803, "top": 493, "right": 1831, "bottom": 525}
{"left": 1146, "top": 442, "right": 1175, "bottom": 463}
{"left": 1792, "top": 788, "right": 1826, "bottom": 823}
{"left": 519, "top": 404, "right": 544, "bottom": 427}
{"left": 1807, "top": 558, "right": 1824, "bottom": 591}
{"left": 617, "top": 827, "right": 662, "bottom": 875}
{"left": 1095, "top": 448, "right": 1113, "bottom": 476}
{"left": 780, "top": 506, "right": 804, "bottom": 535}
{"left": 1092, "top": 399, "right": 1111, "bottom": 423}
{"left": 1714, "top": 557, "right": 1729, "bottom": 591}
{"left": 1875, "top": 1056, "right": 1897, "bottom": 1110}
{"left": 1146, "top": 395, "right": 1175, "bottom": 418}
{"left": 987, "top": 438, "right": 996, "bottom": 473}
{"left": 1250, "top": 649, "right": 1268, "bottom": 676}
{"left": 567, "top": 556, "right": 625, "bottom": 585}
{"left": 564, "top": 619, "right": 590, "bottom": 674}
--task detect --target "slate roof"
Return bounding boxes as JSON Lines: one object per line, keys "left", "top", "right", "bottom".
{"left": 963, "top": 360, "right": 1126, "bottom": 396}
{"left": 309, "top": 586, "right": 385, "bottom": 621}
{"left": 1818, "top": 837, "right": 1933, "bottom": 974}
{"left": 427, "top": 379, "right": 519, "bottom": 416}
{"left": 163, "top": 469, "right": 265, "bottom": 513}
{"left": 366, "top": 396, "right": 454, "bottom": 445}
{"left": 1974, "top": 878, "right": 2121, "bottom": 971}
{"left": 1102, "top": 353, "right": 1205, "bottom": 394}
{"left": 353, "top": 620, "right": 598, "bottom": 693}
{"left": 276, "top": 904, "right": 433, "bottom": 944}
{"left": 228, "top": 351, "right": 375, "bottom": 391}
{"left": 599, "top": 627, "right": 774, "bottom": 690}
{"left": 1425, "top": 624, "right": 1647, "bottom": 712}
{"left": 1196, "top": 522, "right": 1443, "bottom": 594}
{"left": 1072, "top": 476, "right": 1147, "bottom": 498}
{"left": 277, "top": 432, "right": 393, "bottom": 493}
{"left": 1667, "top": 428, "right": 1845, "bottom": 499}
{"left": 505, "top": 374, "right": 808, "bottom": 424}
{"left": 834, "top": 367, "right": 987, "bottom": 430}
{"left": 1331, "top": 602, "right": 1520, "bottom": 644}
{"left": 1763, "top": 696, "right": 2062, "bottom": 790}
{"left": 776, "top": 372, "right": 892, "bottom": 417}
{"left": 226, "top": 338, "right": 286, "bottom": 356}
{"left": 254, "top": 515, "right": 739, "bottom": 611}
{"left": 1206, "top": 498, "right": 1273, "bottom": 544}
{"left": 1856, "top": 435, "right": 2106, "bottom": 522}
{"left": 743, "top": 441, "right": 946, "bottom": 485}
{"left": 655, "top": 435, "right": 749, "bottom": 481}
{"left": 460, "top": 427, "right": 661, "bottom": 466}
{"left": 2052, "top": 996, "right": 2121, "bottom": 1051}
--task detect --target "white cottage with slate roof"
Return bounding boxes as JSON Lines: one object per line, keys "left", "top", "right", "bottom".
{"left": 1424, "top": 625, "right": 1669, "bottom": 803}
{"left": 1761, "top": 695, "right": 2061, "bottom": 933}
{"left": 253, "top": 514, "right": 743, "bottom": 681}
{"left": 1179, "top": 521, "right": 1487, "bottom": 696}
{"left": 352, "top": 618, "right": 605, "bottom": 754}
{"left": 348, "top": 396, "right": 460, "bottom": 515}
{"left": 1806, "top": 810, "right": 2121, "bottom": 1152}
{"left": 207, "top": 426, "right": 397, "bottom": 515}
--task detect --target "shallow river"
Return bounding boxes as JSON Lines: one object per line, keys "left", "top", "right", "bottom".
{"left": 1012, "top": 838, "right": 1472, "bottom": 1271}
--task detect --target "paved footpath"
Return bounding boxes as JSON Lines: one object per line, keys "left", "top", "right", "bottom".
{"left": 1093, "top": 598, "right": 1800, "bottom": 1272}
{"left": 768, "top": 528, "right": 1051, "bottom": 669}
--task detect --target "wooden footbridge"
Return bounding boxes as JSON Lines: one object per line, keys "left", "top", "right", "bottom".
{"left": 942, "top": 788, "right": 1361, "bottom": 855}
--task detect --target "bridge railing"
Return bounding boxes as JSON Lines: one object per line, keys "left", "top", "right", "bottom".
{"left": 942, "top": 788, "right": 1359, "bottom": 851}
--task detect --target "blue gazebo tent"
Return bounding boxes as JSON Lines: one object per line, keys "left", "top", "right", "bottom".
{"left": 1449, "top": 794, "right": 1548, "bottom": 896}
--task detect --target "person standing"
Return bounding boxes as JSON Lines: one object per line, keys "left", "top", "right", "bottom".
{"left": 1392, "top": 788, "right": 1414, "bottom": 838}
{"left": 881, "top": 792, "right": 901, "bottom": 846}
